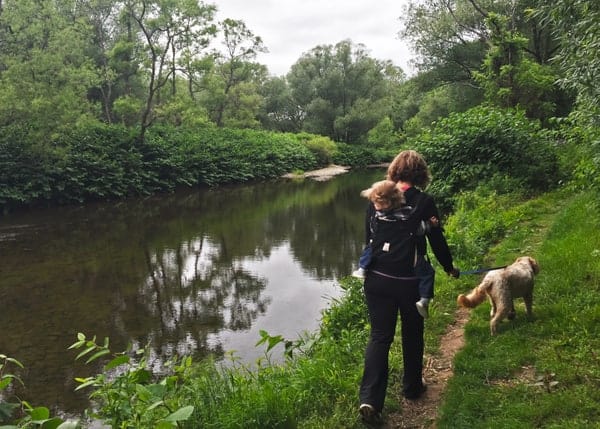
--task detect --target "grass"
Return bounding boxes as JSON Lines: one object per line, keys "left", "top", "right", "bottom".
{"left": 7, "top": 187, "right": 593, "bottom": 428}
{"left": 437, "top": 191, "right": 600, "bottom": 428}
{"left": 168, "top": 188, "right": 600, "bottom": 428}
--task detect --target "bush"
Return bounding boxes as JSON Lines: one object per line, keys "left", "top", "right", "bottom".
{"left": 287, "top": 132, "right": 339, "bottom": 167}
{"left": 332, "top": 142, "right": 395, "bottom": 167}
{"left": 410, "top": 106, "right": 560, "bottom": 212}
{"left": 0, "top": 124, "right": 320, "bottom": 211}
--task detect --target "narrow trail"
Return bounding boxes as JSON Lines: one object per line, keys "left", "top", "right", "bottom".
{"left": 384, "top": 307, "right": 470, "bottom": 428}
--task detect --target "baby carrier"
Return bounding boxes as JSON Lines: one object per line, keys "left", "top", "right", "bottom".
{"left": 368, "top": 193, "right": 426, "bottom": 278}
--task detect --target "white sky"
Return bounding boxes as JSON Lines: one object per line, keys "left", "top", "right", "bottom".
{"left": 213, "top": 0, "right": 416, "bottom": 77}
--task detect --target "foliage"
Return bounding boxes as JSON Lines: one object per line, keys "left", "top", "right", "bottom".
{"left": 534, "top": 0, "right": 600, "bottom": 123}
{"left": 410, "top": 105, "right": 560, "bottom": 212}
{"left": 69, "top": 333, "right": 194, "bottom": 429}
{"left": 473, "top": 13, "right": 564, "bottom": 121}
{"left": 0, "top": 125, "right": 62, "bottom": 211}
{"left": 286, "top": 133, "right": 339, "bottom": 166}
{"left": 550, "top": 117, "right": 600, "bottom": 193}
{"left": 0, "top": 123, "right": 323, "bottom": 211}
{"left": 440, "top": 191, "right": 600, "bottom": 428}
{"left": 367, "top": 117, "right": 404, "bottom": 149}
{"left": 332, "top": 143, "right": 394, "bottom": 167}
{"left": 1, "top": 354, "right": 79, "bottom": 428}
{"left": 286, "top": 40, "right": 403, "bottom": 144}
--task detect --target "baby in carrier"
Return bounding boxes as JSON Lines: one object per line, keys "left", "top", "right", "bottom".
{"left": 352, "top": 179, "right": 435, "bottom": 318}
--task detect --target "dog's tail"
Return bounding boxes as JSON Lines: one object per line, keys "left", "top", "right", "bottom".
{"left": 457, "top": 278, "right": 492, "bottom": 308}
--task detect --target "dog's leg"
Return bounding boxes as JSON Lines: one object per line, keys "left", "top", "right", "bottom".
{"left": 489, "top": 295, "right": 496, "bottom": 317}
{"left": 507, "top": 301, "right": 516, "bottom": 320}
{"left": 490, "top": 306, "right": 510, "bottom": 335}
{"left": 523, "top": 292, "right": 533, "bottom": 318}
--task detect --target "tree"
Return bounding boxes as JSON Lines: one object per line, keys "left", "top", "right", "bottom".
{"left": 400, "top": 0, "right": 558, "bottom": 75}
{"left": 206, "top": 18, "right": 267, "bottom": 127}
{"left": 121, "top": 0, "right": 217, "bottom": 141}
{"left": 473, "top": 13, "right": 563, "bottom": 120}
{"left": 535, "top": 0, "right": 600, "bottom": 121}
{"left": 258, "top": 76, "right": 304, "bottom": 132}
{"left": 0, "top": 0, "right": 98, "bottom": 137}
{"left": 287, "top": 40, "right": 403, "bottom": 144}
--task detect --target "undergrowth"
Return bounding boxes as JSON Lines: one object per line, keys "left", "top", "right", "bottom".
{"left": 438, "top": 190, "right": 600, "bottom": 428}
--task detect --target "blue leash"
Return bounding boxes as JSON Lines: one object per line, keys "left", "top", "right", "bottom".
{"left": 459, "top": 265, "right": 507, "bottom": 276}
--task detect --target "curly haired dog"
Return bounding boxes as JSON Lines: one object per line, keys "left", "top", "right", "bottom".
{"left": 457, "top": 256, "right": 540, "bottom": 335}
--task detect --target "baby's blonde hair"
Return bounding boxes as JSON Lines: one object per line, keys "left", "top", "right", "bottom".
{"left": 360, "top": 180, "right": 405, "bottom": 209}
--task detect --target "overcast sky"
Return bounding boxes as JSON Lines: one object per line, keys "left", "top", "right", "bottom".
{"left": 213, "top": 0, "right": 416, "bottom": 77}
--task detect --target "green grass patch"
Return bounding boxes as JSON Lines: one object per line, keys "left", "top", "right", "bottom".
{"left": 438, "top": 191, "right": 600, "bottom": 428}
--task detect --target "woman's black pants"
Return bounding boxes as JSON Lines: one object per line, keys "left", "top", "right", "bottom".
{"left": 359, "top": 272, "right": 424, "bottom": 412}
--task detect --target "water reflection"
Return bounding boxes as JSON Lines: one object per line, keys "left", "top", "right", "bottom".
{"left": 0, "top": 169, "right": 384, "bottom": 416}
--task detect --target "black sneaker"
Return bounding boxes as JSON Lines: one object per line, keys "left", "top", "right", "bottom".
{"left": 404, "top": 383, "right": 427, "bottom": 400}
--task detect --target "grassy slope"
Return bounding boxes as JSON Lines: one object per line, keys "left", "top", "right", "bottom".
{"left": 176, "top": 189, "right": 598, "bottom": 428}
{"left": 435, "top": 191, "right": 600, "bottom": 428}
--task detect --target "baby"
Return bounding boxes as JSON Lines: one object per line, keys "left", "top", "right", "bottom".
{"left": 352, "top": 180, "right": 405, "bottom": 278}
{"left": 352, "top": 179, "right": 435, "bottom": 318}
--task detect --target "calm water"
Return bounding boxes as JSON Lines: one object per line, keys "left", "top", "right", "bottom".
{"left": 0, "top": 169, "right": 384, "bottom": 417}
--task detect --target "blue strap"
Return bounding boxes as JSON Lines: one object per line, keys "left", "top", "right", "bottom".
{"left": 459, "top": 265, "right": 507, "bottom": 276}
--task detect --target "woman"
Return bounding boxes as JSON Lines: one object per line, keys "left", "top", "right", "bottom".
{"left": 358, "top": 150, "right": 459, "bottom": 423}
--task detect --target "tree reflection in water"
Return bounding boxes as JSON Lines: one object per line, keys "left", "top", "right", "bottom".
{"left": 140, "top": 237, "right": 271, "bottom": 359}
{"left": 0, "top": 168, "right": 384, "bottom": 416}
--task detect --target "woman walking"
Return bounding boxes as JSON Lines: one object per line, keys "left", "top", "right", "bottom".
{"left": 358, "top": 150, "right": 459, "bottom": 424}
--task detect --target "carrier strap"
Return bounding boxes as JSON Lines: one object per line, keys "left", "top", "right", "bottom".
{"left": 370, "top": 270, "right": 418, "bottom": 281}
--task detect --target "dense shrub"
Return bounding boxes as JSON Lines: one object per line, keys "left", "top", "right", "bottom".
{"left": 332, "top": 142, "right": 394, "bottom": 167}
{"left": 409, "top": 106, "right": 560, "bottom": 212}
{"left": 287, "top": 132, "right": 339, "bottom": 167}
{"left": 0, "top": 124, "right": 63, "bottom": 210}
{"left": 0, "top": 124, "right": 320, "bottom": 211}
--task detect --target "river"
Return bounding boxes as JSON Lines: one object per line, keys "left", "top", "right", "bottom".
{"left": 0, "top": 168, "right": 384, "bottom": 417}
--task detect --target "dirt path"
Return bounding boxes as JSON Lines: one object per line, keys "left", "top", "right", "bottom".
{"left": 291, "top": 163, "right": 471, "bottom": 428}
{"left": 384, "top": 307, "right": 470, "bottom": 428}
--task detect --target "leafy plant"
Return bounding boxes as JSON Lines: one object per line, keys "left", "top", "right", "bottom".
{"left": 410, "top": 105, "right": 560, "bottom": 212}
{"left": 1, "top": 354, "right": 79, "bottom": 428}
{"left": 69, "top": 333, "right": 194, "bottom": 429}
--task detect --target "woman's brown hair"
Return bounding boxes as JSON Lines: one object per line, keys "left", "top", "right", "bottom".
{"left": 386, "top": 150, "right": 431, "bottom": 189}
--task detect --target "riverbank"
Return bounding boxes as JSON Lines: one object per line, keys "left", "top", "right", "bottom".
{"left": 282, "top": 163, "right": 389, "bottom": 181}
{"left": 282, "top": 164, "right": 351, "bottom": 181}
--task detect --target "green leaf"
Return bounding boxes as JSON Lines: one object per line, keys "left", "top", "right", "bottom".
{"left": 164, "top": 406, "right": 194, "bottom": 422}
{"left": 75, "top": 345, "right": 96, "bottom": 361}
{"left": 39, "top": 417, "right": 64, "bottom": 429}
{"left": 74, "top": 378, "right": 97, "bottom": 391}
{"left": 4, "top": 358, "right": 24, "bottom": 368}
{"left": 85, "top": 349, "right": 110, "bottom": 364}
{"left": 29, "top": 406, "right": 50, "bottom": 420}
{"left": 135, "top": 384, "right": 152, "bottom": 402}
{"left": 104, "top": 355, "right": 129, "bottom": 371}
{"left": 146, "top": 400, "right": 164, "bottom": 411}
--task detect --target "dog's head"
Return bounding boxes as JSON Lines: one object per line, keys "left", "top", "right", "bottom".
{"left": 516, "top": 256, "right": 540, "bottom": 275}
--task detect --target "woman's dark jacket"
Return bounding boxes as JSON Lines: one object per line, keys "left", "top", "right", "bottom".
{"left": 364, "top": 186, "right": 454, "bottom": 275}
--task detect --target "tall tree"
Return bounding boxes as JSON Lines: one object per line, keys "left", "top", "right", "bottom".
{"left": 399, "top": 0, "right": 558, "bottom": 80}
{"left": 122, "top": 0, "right": 217, "bottom": 140}
{"left": 0, "top": 0, "right": 97, "bottom": 136}
{"left": 535, "top": 0, "right": 600, "bottom": 121}
{"left": 207, "top": 18, "right": 267, "bottom": 127}
{"left": 287, "top": 40, "right": 403, "bottom": 144}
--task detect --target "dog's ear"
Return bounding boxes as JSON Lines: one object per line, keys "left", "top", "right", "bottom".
{"left": 528, "top": 257, "right": 540, "bottom": 275}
